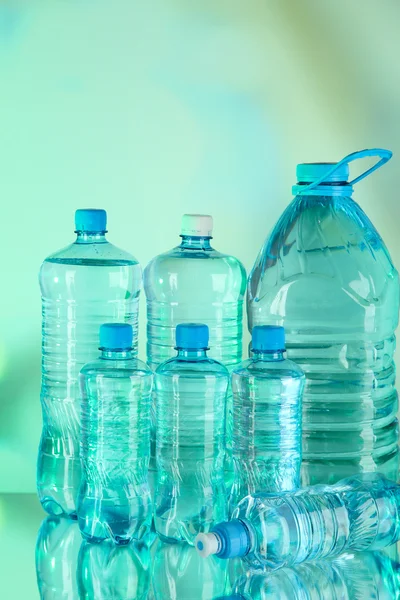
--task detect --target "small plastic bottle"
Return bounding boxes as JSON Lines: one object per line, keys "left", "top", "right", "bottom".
{"left": 77, "top": 323, "right": 152, "bottom": 545}
{"left": 225, "top": 552, "right": 400, "bottom": 600}
{"left": 155, "top": 323, "right": 229, "bottom": 544}
{"left": 230, "top": 325, "right": 304, "bottom": 510}
{"left": 196, "top": 473, "right": 400, "bottom": 570}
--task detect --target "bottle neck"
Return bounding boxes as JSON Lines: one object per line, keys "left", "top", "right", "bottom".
{"left": 100, "top": 349, "right": 134, "bottom": 360}
{"left": 179, "top": 235, "right": 212, "bottom": 250}
{"left": 176, "top": 348, "right": 208, "bottom": 360}
{"left": 253, "top": 350, "right": 285, "bottom": 361}
{"left": 75, "top": 231, "right": 108, "bottom": 244}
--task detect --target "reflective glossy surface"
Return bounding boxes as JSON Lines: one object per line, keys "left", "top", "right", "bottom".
{"left": 1, "top": 495, "right": 400, "bottom": 599}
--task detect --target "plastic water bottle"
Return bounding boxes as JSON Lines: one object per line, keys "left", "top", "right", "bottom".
{"left": 144, "top": 214, "right": 246, "bottom": 369}
{"left": 152, "top": 541, "right": 228, "bottom": 600}
{"left": 144, "top": 214, "right": 246, "bottom": 485}
{"left": 77, "top": 323, "right": 153, "bottom": 544}
{"left": 36, "top": 516, "right": 81, "bottom": 599}
{"left": 38, "top": 209, "right": 141, "bottom": 517}
{"left": 247, "top": 149, "right": 399, "bottom": 486}
{"left": 77, "top": 539, "right": 151, "bottom": 600}
{"left": 155, "top": 323, "right": 229, "bottom": 544}
{"left": 226, "top": 552, "right": 400, "bottom": 600}
{"left": 195, "top": 473, "right": 400, "bottom": 570}
{"left": 230, "top": 325, "right": 304, "bottom": 510}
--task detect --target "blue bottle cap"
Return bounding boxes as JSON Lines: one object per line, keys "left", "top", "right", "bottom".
{"left": 252, "top": 325, "right": 285, "bottom": 352}
{"left": 175, "top": 323, "right": 209, "bottom": 349}
{"left": 296, "top": 162, "right": 349, "bottom": 184}
{"left": 75, "top": 209, "right": 107, "bottom": 232}
{"left": 99, "top": 323, "right": 133, "bottom": 350}
{"left": 212, "top": 520, "right": 250, "bottom": 559}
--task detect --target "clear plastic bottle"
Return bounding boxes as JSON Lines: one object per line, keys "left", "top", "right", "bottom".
{"left": 38, "top": 209, "right": 141, "bottom": 517}
{"left": 152, "top": 541, "right": 229, "bottom": 600}
{"left": 230, "top": 325, "right": 304, "bottom": 510}
{"left": 35, "top": 516, "right": 81, "bottom": 599}
{"left": 195, "top": 473, "right": 400, "bottom": 570}
{"left": 227, "top": 552, "right": 400, "bottom": 600}
{"left": 247, "top": 149, "right": 399, "bottom": 486}
{"left": 77, "top": 539, "right": 151, "bottom": 600}
{"left": 144, "top": 214, "right": 246, "bottom": 485}
{"left": 77, "top": 323, "right": 152, "bottom": 544}
{"left": 155, "top": 323, "right": 229, "bottom": 544}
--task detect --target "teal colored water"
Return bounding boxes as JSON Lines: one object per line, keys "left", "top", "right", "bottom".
{"left": 78, "top": 539, "right": 151, "bottom": 600}
{"left": 38, "top": 214, "right": 141, "bottom": 517}
{"left": 144, "top": 215, "right": 246, "bottom": 488}
{"left": 77, "top": 325, "right": 152, "bottom": 544}
{"left": 152, "top": 542, "right": 228, "bottom": 600}
{"left": 35, "top": 516, "right": 82, "bottom": 599}
{"left": 199, "top": 473, "right": 400, "bottom": 570}
{"left": 247, "top": 171, "right": 399, "bottom": 485}
{"left": 229, "top": 552, "right": 400, "bottom": 600}
{"left": 155, "top": 324, "right": 229, "bottom": 544}
{"left": 230, "top": 326, "right": 304, "bottom": 510}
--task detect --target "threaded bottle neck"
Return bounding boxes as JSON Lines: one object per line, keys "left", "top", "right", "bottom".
{"left": 253, "top": 350, "right": 285, "bottom": 361}
{"left": 179, "top": 235, "right": 212, "bottom": 250}
{"left": 75, "top": 231, "right": 107, "bottom": 244}
{"left": 100, "top": 349, "right": 134, "bottom": 360}
{"left": 176, "top": 348, "right": 208, "bottom": 360}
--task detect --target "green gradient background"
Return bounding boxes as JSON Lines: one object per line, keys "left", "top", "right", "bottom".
{"left": 1, "top": 0, "right": 400, "bottom": 497}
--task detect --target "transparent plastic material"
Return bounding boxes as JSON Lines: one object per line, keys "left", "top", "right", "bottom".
{"left": 78, "top": 539, "right": 151, "bottom": 600}
{"left": 144, "top": 233, "right": 246, "bottom": 370}
{"left": 247, "top": 177, "right": 399, "bottom": 485}
{"left": 35, "top": 516, "right": 81, "bottom": 599}
{"left": 155, "top": 345, "right": 229, "bottom": 543}
{"left": 144, "top": 229, "right": 246, "bottom": 487}
{"left": 77, "top": 347, "right": 152, "bottom": 544}
{"left": 152, "top": 542, "right": 228, "bottom": 600}
{"left": 229, "top": 551, "right": 400, "bottom": 600}
{"left": 38, "top": 228, "right": 141, "bottom": 517}
{"left": 230, "top": 473, "right": 400, "bottom": 570}
{"left": 230, "top": 343, "right": 304, "bottom": 509}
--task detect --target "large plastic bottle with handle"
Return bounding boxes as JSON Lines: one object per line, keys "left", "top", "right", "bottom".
{"left": 247, "top": 149, "right": 399, "bottom": 486}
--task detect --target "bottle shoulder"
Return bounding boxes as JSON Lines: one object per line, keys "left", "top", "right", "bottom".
{"left": 155, "top": 356, "right": 229, "bottom": 377}
{"left": 144, "top": 245, "right": 246, "bottom": 270}
{"left": 80, "top": 357, "right": 152, "bottom": 378}
{"left": 43, "top": 239, "right": 140, "bottom": 267}
{"left": 233, "top": 357, "right": 305, "bottom": 380}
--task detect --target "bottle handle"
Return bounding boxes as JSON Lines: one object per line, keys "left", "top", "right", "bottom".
{"left": 297, "top": 148, "right": 393, "bottom": 195}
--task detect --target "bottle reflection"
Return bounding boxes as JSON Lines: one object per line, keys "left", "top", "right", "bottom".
{"left": 78, "top": 538, "right": 151, "bottom": 599}
{"left": 36, "top": 516, "right": 81, "bottom": 599}
{"left": 152, "top": 541, "right": 228, "bottom": 600}
{"left": 36, "top": 516, "right": 151, "bottom": 600}
{"left": 227, "top": 551, "right": 400, "bottom": 600}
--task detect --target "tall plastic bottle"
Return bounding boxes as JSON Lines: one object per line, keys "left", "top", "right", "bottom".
{"left": 247, "top": 149, "right": 399, "bottom": 486}
{"left": 38, "top": 209, "right": 141, "bottom": 517}
{"left": 225, "top": 552, "right": 400, "bottom": 600}
{"left": 230, "top": 325, "right": 304, "bottom": 510}
{"left": 195, "top": 473, "right": 400, "bottom": 571}
{"left": 144, "top": 214, "right": 246, "bottom": 483}
{"left": 155, "top": 323, "right": 229, "bottom": 544}
{"left": 77, "top": 323, "right": 153, "bottom": 544}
